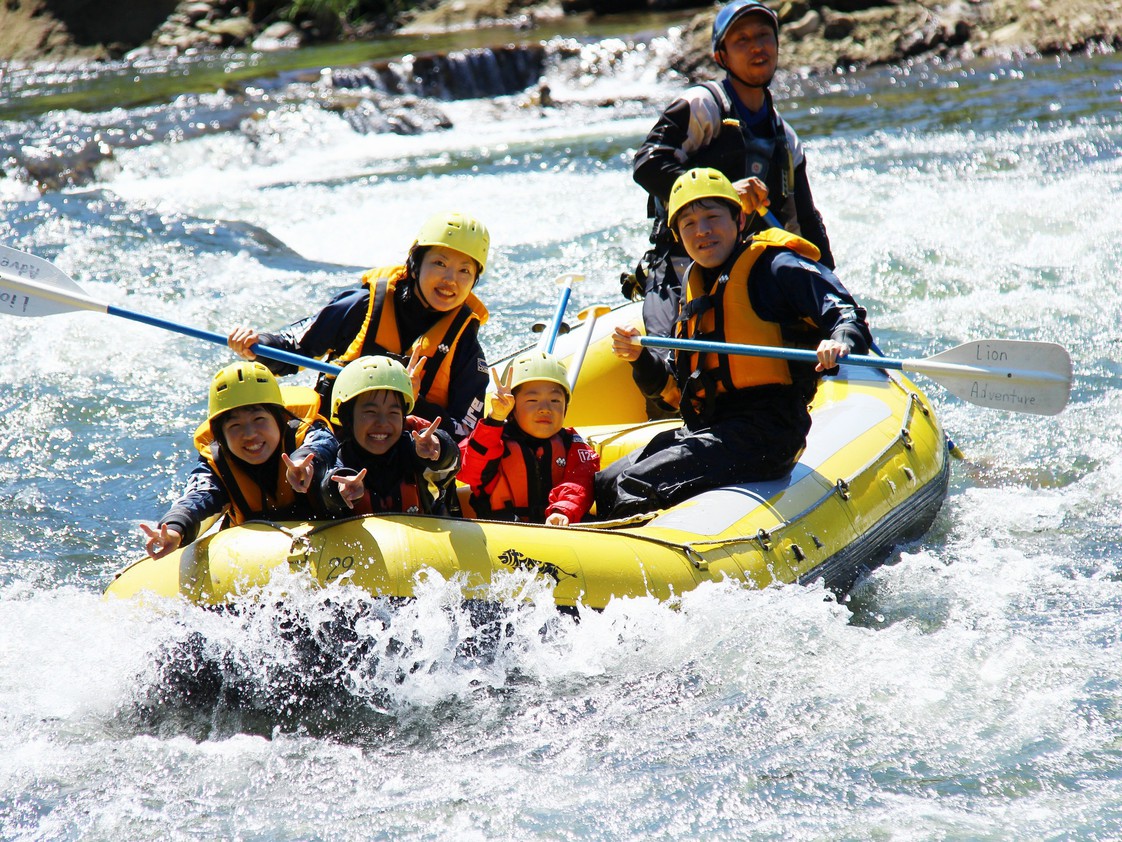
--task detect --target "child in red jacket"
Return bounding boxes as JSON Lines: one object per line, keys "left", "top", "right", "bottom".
{"left": 458, "top": 351, "right": 599, "bottom": 525}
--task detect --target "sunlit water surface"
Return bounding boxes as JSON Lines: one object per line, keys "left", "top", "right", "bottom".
{"left": 1, "top": 36, "right": 1120, "bottom": 841}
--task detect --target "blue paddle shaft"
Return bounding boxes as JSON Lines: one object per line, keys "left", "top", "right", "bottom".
{"left": 106, "top": 304, "right": 343, "bottom": 376}
{"left": 638, "top": 335, "right": 901, "bottom": 372}
{"left": 544, "top": 286, "right": 573, "bottom": 354}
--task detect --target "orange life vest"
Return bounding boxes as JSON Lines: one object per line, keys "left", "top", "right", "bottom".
{"left": 470, "top": 429, "right": 573, "bottom": 523}
{"left": 193, "top": 387, "right": 326, "bottom": 526}
{"left": 349, "top": 476, "right": 423, "bottom": 516}
{"left": 676, "top": 228, "right": 821, "bottom": 412}
{"left": 333, "top": 266, "right": 488, "bottom": 410}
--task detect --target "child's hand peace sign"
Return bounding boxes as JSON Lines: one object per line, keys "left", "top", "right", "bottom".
{"left": 489, "top": 366, "right": 515, "bottom": 422}
{"left": 406, "top": 345, "right": 428, "bottom": 399}
{"left": 331, "top": 468, "right": 368, "bottom": 509}
{"left": 282, "top": 452, "right": 317, "bottom": 493}
{"left": 140, "top": 522, "right": 183, "bottom": 559}
{"left": 414, "top": 417, "right": 443, "bottom": 461}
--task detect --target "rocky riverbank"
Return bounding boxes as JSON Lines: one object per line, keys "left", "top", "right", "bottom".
{"left": 673, "top": 0, "right": 1122, "bottom": 80}
{"left": 1, "top": 0, "right": 1120, "bottom": 72}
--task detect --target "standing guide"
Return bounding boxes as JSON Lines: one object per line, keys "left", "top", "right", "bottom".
{"left": 628, "top": 0, "right": 835, "bottom": 348}
{"left": 596, "top": 168, "right": 871, "bottom": 520}
{"left": 228, "top": 211, "right": 491, "bottom": 443}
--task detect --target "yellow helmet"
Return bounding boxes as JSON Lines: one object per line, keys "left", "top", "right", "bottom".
{"left": 410, "top": 211, "right": 490, "bottom": 274}
{"left": 504, "top": 351, "right": 570, "bottom": 402}
{"left": 208, "top": 361, "right": 283, "bottom": 422}
{"left": 666, "top": 167, "right": 743, "bottom": 231}
{"left": 330, "top": 355, "right": 415, "bottom": 425}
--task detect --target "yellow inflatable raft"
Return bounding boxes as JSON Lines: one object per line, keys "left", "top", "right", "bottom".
{"left": 105, "top": 302, "right": 950, "bottom": 609}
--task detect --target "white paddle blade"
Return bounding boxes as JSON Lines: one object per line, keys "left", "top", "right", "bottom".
{"left": 0, "top": 244, "right": 93, "bottom": 317}
{"left": 906, "top": 340, "right": 1072, "bottom": 416}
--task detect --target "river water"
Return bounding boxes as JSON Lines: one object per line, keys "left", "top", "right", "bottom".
{"left": 1, "top": 26, "right": 1121, "bottom": 840}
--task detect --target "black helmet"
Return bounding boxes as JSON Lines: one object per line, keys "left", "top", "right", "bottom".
{"left": 712, "top": 0, "right": 780, "bottom": 54}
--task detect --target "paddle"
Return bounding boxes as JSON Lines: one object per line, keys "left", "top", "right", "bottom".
{"left": 566, "top": 304, "right": 612, "bottom": 392}
{"left": 634, "top": 335, "right": 1072, "bottom": 416}
{"left": 760, "top": 208, "right": 783, "bottom": 229}
{"left": 538, "top": 272, "right": 585, "bottom": 354}
{"left": 749, "top": 208, "right": 968, "bottom": 450}
{"left": 0, "top": 244, "right": 343, "bottom": 376}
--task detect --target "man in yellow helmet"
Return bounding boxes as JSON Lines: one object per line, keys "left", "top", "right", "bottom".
{"left": 628, "top": 1, "right": 834, "bottom": 349}
{"left": 228, "top": 210, "right": 491, "bottom": 442}
{"left": 597, "top": 168, "right": 870, "bottom": 520}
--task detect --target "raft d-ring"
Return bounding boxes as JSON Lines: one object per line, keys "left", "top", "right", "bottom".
{"left": 756, "top": 528, "right": 773, "bottom": 550}
{"left": 683, "top": 546, "right": 709, "bottom": 571}
{"left": 900, "top": 428, "right": 914, "bottom": 450}
{"left": 288, "top": 535, "right": 312, "bottom": 568}
{"left": 910, "top": 392, "right": 930, "bottom": 416}
{"left": 835, "top": 478, "right": 851, "bottom": 500}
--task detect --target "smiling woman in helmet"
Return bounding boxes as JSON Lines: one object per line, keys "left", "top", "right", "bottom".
{"left": 139, "top": 361, "right": 339, "bottom": 559}
{"left": 228, "top": 211, "right": 491, "bottom": 443}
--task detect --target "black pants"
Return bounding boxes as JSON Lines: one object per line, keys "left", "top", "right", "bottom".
{"left": 594, "top": 408, "right": 808, "bottom": 520}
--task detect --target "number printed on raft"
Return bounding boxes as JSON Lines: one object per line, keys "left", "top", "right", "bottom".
{"left": 324, "top": 554, "right": 354, "bottom": 582}
{"left": 0, "top": 291, "right": 31, "bottom": 314}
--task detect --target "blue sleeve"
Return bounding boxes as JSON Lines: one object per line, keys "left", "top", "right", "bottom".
{"left": 291, "top": 422, "right": 339, "bottom": 469}
{"left": 750, "top": 251, "right": 872, "bottom": 354}
{"left": 157, "top": 456, "right": 230, "bottom": 546}
{"left": 290, "top": 423, "right": 341, "bottom": 516}
{"left": 254, "top": 287, "right": 372, "bottom": 376}
{"left": 411, "top": 428, "right": 462, "bottom": 511}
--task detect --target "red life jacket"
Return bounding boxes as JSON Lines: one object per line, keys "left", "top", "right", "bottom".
{"left": 470, "top": 429, "right": 574, "bottom": 523}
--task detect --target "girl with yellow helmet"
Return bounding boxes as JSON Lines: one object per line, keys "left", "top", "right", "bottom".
{"left": 139, "top": 361, "right": 338, "bottom": 559}
{"left": 227, "top": 210, "right": 491, "bottom": 443}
